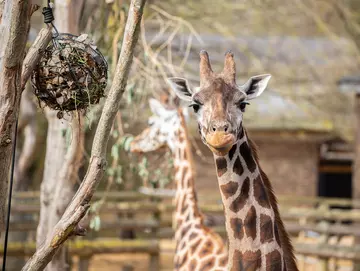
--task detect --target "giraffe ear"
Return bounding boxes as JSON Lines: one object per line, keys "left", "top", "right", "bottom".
{"left": 240, "top": 74, "right": 271, "bottom": 100}
{"left": 149, "top": 98, "right": 169, "bottom": 117}
{"left": 166, "top": 77, "right": 193, "bottom": 102}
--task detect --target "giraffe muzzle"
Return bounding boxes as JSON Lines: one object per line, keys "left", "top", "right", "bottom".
{"left": 205, "top": 131, "right": 236, "bottom": 156}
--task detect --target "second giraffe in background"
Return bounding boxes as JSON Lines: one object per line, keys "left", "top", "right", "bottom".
{"left": 130, "top": 98, "right": 228, "bottom": 271}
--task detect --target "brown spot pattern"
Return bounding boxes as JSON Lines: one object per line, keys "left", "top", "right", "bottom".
{"left": 190, "top": 239, "right": 202, "bottom": 255}
{"left": 189, "top": 258, "right": 197, "bottom": 271}
{"left": 199, "top": 257, "right": 215, "bottom": 271}
{"left": 179, "top": 133, "right": 185, "bottom": 143}
{"left": 175, "top": 252, "right": 188, "bottom": 269}
{"left": 239, "top": 142, "right": 256, "bottom": 173}
{"left": 216, "top": 157, "right": 227, "bottom": 177}
{"left": 237, "top": 126, "right": 244, "bottom": 140}
{"left": 199, "top": 240, "right": 214, "bottom": 258}
{"left": 180, "top": 241, "right": 186, "bottom": 251}
{"left": 228, "top": 144, "right": 237, "bottom": 161}
{"left": 253, "top": 174, "right": 270, "bottom": 208}
{"left": 233, "top": 156, "right": 244, "bottom": 176}
{"left": 265, "top": 250, "right": 282, "bottom": 271}
{"left": 230, "top": 218, "right": 244, "bottom": 240}
{"left": 181, "top": 195, "right": 187, "bottom": 213}
{"left": 176, "top": 218, "right": 183, "bottom": 228}
{"left": 244, "top": 206, "right": 257, "bottom": 240}
{"left": 229, "top": 177, "right": 250, "bottom": 213}
{"left": 180, "top": 224, "right": 191, "bottom": 239}
{"left": 260, "top": 214, "right": 274, "bottom": 243}
{"left": 231, "top": 249, "right": 261, "bottom": 271}
{"left": 183, "top": 167, "right": 190, "bottom": 188}
{"left": 220, "top": 181, "right": 239, "bottom": 199}
{"left": 189, "top": 232, "right": 197, "bottom": 241}
{"left": 183, "top": 149, "right": 187, "bottom": 160}
{"left": 219, "top": 254, "right": 228, "bottom": 267}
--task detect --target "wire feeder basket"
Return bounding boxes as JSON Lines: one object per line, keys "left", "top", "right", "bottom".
{"left": 31, "top": 33, "right": 108, "bottom": 116}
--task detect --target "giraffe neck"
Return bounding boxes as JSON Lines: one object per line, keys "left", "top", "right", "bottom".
{"left": 173, "top": 110, "right": 202, "bottom": 238}
{"left": 214, "top": 128, "right": 296, "bottom": 271}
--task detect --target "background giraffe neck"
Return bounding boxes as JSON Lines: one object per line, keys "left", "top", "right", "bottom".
{"left": 173, "top": 109, "right": 202, "bottom": 234}
{"left": 215, "top": 128, "right": 297, "bottom": 271}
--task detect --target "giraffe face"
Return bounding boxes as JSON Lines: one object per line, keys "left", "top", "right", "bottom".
{"left": 130, "top": 98, "right": 180, "bottom": 153}
{"left": 167, "top": 51, "right": 271, "bottom": 156}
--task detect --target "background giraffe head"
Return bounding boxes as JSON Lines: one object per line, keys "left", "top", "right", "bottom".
{"left": 167, "top": 51, "right": 271, "bottom": 156}
{"left": 130, "top": 98, "right": 184, "bottom": 153}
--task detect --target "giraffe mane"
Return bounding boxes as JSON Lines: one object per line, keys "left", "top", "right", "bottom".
{"left": 246, "top": 131, "right": 298, "bottom": 271}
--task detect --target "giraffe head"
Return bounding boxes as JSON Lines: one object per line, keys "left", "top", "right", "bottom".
{"left": 167, "top": 50, "right": 271, "bottom": 156}
{"left": 130, "top": 98, "right": 182, "bottom": 153}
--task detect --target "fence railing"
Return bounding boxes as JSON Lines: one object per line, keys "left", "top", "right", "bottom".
{"left": 5, "top": 189, "right": 360, "bottom": 271}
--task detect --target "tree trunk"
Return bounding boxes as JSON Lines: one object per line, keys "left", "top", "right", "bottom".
{"left": 15, "top": 83, "right": 38, "bottom": 191}
{"left": 46, "top": 114, "right": 84, "bottom": 271}
{"left": 36, "top": 1, "right": 85, "bottom": 270}
{"left": 0, "top": 0, "right": 32, "bottom": 234}
{"left": 36, "top": 108, "right": 68, "bottom": 266}
{"left": 7, "top": 83, "right": 38, "bottom": 270}
{"left": 22, "top": 1, "right": 146, "bottom": 269}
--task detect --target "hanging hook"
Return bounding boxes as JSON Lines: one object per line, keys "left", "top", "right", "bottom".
{"left": 42, "top": 0, "right": 59, "bottom": 47}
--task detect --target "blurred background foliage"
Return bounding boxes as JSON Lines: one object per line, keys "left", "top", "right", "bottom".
{"left": 25, "top": 0, "right": 360, "bottom": 195}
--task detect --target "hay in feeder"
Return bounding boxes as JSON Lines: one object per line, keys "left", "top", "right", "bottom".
{"left": 31, "top": 33, "right": 108, "bottom": 114}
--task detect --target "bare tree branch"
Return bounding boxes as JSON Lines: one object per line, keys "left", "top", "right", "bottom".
{"left": 21, "top": 27, "right": 52, "bottom": 90}
{"left": 0, "top": 0, "right": 4, "bottom": 23}
{"left": 36, "top": 2, "right": 83, "bottom": 270}
{"left": 21, "top": 0, "right": 147, "bottom": 269}
{"left": 15, "top": 84, "right": 38, "bottom": 190}
{"left": 46, "top": 114, "right": 85, "bottom": 270}
{"left": 0, "top": 0, "right": 32, "bottom": 233}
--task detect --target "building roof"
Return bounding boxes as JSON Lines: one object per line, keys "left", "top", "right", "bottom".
{"left": 148, "top": 33, "right": 356, "bottom": 140}
{"left": 243, "top": 90, "right": 332, "bottom": 132}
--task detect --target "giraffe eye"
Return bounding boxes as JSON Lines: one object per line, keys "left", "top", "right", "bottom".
{"left": 189, "top": 103, "right": 201, "bottom": 113}
{"left": 237, "top": 101, "right": 249, "bottom": 112}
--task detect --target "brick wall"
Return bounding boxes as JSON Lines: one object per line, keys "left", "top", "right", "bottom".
{"left": 255, "top": 140, "right": 319, "bottom": 197}
{"left": 193, "top": 139, "right": 319, "bottom": 198}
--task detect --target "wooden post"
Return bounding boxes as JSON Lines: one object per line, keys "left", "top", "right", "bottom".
{"left": 354, "top": 95, "right": 360, "bottom": 200}
{"left": 149, "top": 191, "right": 161, "bottom": 271}
{"left": 77, "top": 256, "right": 91, "bottom": 271}
{"left": 317, "top": 257, "right": 328, "bottom": 271}
{"left": 149, "top": 251, "right": 160, "bottom": 271}
{"left": 354, "top": 94, "right": 360, "bottom": 271}
{"left": 317, "top": 204, "right": 330, "bottom": 271}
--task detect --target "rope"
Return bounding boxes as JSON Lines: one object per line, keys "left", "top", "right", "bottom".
{"left": 2, "top": 119, "right": 18, "bottom": 271}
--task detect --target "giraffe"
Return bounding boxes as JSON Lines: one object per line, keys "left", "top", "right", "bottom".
{"left": 130, "top": 98, "right": 228, "bottom": 271}
{"left": 167, "top": 51, "right": 299, "bottom": 271}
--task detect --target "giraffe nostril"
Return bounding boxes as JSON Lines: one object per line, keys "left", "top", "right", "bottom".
{"left": 212, "top": 127, "right": 216, "bottom": 132}
{"left": 224, "top": 125, "right": 228, "bottom": 132}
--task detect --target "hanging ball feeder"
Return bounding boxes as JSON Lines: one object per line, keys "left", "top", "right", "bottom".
{"left": 31, "top": 33, "right": 108, "bottom": 114}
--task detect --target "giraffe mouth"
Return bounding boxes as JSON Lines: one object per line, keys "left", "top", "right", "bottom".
{"left": 205, "top": 132, "right": 236, "bottom": 156}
